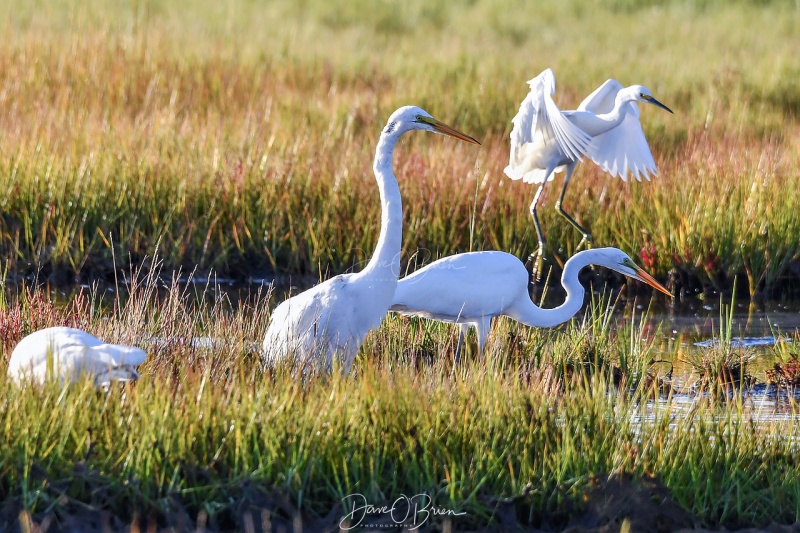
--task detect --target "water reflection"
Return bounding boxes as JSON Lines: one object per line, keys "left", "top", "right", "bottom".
{"left": 622, "top": 296, "right": 800, "bottom": 341}
{"left": 633, "top": 390, "right": 800, "bottom": 438}
{"left": 693, "top": 337, "right": 790, "bottom": 349}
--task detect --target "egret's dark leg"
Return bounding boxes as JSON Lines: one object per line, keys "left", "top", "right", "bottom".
{"left": 555, "top": 162, "right": 593, "bottom": 250}
{"left": 528, "top": 184, "right": 547, "bottom": 282}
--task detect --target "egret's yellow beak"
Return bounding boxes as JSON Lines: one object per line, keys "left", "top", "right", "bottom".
{"left": 418, "top": 116, "right": 481, "bottom": 145}
{"left": 633, "top": 267, "right": 673, "bottom": 297}
{"left": 642, "top": 95, "right": 674, "bottom": 114}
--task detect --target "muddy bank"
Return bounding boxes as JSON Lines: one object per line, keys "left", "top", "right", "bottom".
{"left": 6, "top": 473, "right": 799, "bottom": 533}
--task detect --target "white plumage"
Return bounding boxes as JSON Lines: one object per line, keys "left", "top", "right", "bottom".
{"left": 7, "top": 327, "right": 147, "bottom": 388}
{"left": 391, "top": 248, "right": 671, "bottom": 360}
{"left": 576, "top": 79, "right": 660, "bottom": 181}
{"left": 504, "top": 69, "right": 593, "bottom": 184}
{"left": 503, "top": 69, "right": 673, "bottom": 278}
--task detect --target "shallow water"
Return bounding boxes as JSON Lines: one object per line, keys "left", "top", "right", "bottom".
{"left": 9, "top": 278, "right": 800, "bottom": 363}
{"left": 8, "top": 278, "right": 800, "bottom": 426}
{"left": 631, "top": 392, "right": 800, "bottom": 447}
{"left": 625, "top": 296, "right": 800, "bottom": 388}
{"left": 654, "top": 301, "right": 800, "bottom": 344}
{"left": 11, "top": 277, "right": 800, "bottom": 345}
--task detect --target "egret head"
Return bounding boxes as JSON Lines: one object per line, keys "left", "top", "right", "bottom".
{"left": 628, "top": 85, "right": 673, "bottom": 114}
{"left": 593, "top": 248, "right": 672, "bottom": 297}
{"left": 383, "top": 106, "right": 480, "bottom": 144}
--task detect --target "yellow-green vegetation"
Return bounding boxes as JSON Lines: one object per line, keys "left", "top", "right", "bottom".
{"left": 1, "top": 279, "right": 799, "bottom": 530}
{"left": 1, "top": 0, "right": 799, "bottom": 293}
{"left": 3, "top": 0, "right": 800, "bottom": 530}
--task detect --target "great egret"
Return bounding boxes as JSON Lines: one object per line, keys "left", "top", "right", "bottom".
{"left": 503, "top": 69, "right": 673, "bottom": 279}
{"left": 262, "top": 106, "right": 480, "bottom": 374}
{"left": 390, "top": 247, "right": 671, "bottom": 361}
{"left": 7, "top": 327, "right": 147, "bottom": 388}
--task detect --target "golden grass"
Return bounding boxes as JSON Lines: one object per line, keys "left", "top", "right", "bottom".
{"left": 1, "top": 1, "right": 799, "bottom": 294}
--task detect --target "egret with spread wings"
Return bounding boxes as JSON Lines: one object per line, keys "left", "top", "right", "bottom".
{"left": 504, "top": 68, "right": 673, "bottom": 280}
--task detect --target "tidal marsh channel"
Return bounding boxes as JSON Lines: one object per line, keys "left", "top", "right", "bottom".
{"left": 15, "top": 273, "right": 800, "bottom": 396}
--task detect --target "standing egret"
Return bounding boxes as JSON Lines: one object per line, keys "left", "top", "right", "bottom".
{"left": 7, "top": 327, "right": 147, "bottom": 388}
{"left": 262, "top": 106, "right": 480, "bottom": 374}
{"left": 504, "top": 69, "right": 673, "bottom": 279}
{"left": 390, "top": 248, "right": 671, "bottom": 361}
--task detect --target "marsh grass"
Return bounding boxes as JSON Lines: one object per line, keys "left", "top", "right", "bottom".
{"left": 0, "top": 0, "right": 799, "bottom": 295}
{"left": 2, "top": 273, "right": 800, "bottom": 530}
{"left": 681, "top": 294, "right": 761, "bottom": 397}
{"left": 765, "top": 330, "right": 800, "bottom": 392}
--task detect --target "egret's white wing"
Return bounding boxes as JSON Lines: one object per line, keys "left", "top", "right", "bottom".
{"left": 538, "top": 70, "right": 593, "bottom": 161}
{"left": 577, "top": 79, "right": 624, "bottom": 114}
{"left": 391, "top": 252, "right": 523, "bottom": 320}
{"left": 263, "top": 275, "right": 360, "bottom": 371}
{"left": 505, "top": 69, "right": 592, "bottom": 182}
{"left": 586, "top": 104, "right": 657, "bottom": 181}
{"left": 504, "top": 87, "right": 552, "bottom": 183}
{"left": 263, "top": 288, "right": 332, "bottom": 364}
{"left": 504, "top": 78, "right": 541, "bottom": 181}
{"left": 579, "top": 79, "right": 657, "bottom": 182}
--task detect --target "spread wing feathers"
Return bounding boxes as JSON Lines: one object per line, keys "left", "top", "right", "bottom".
{"left": 538, "top": 70, "right": 593, "bottom": 160}
{"left": 578, "top": 78, "right": 624, "bottom": 115}
{"left": 578, "top": 79, "right": 657, "bottom": 182}
{"left": 506, "top": 69, "right": 593, "bottom": 172}
{"left": 586, "top": 105, "right": 657, "bottom": 181}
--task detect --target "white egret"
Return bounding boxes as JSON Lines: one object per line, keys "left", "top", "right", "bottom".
{"left": 504, "top": 69, "right": 673, "bottom": 279}
{"left": 390, "top": 247, "right": 671, "bottom": 361}
{"left": 7, "top": 327, "right": 147, "bottom": 388}
{"left": 262, "top": 106, "right": 480, "bottom": 374}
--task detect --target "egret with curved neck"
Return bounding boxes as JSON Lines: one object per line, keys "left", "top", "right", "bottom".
{"left": 8, "top": 327, "right": 147, "bottom": 389}
{"left": 262, "top": 106, "right": 480, "bottom": 374}
{"left": 503, "top": 68, "right": 673, "bottom": 280}
{"left": 390, "top": 247, "right": 671, "bottom": 361}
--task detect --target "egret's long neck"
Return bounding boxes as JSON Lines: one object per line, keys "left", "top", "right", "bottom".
{"left": 359, "top": 131, "right": 402, "bottom": 281}
{"left": 509, "top": 251, "right": 594, "bottom": 328}
{"left": 593, "top": 92, "right": 635, "bottom": 132}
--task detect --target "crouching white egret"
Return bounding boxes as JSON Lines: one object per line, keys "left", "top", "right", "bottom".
{"left": 503, "top": 68, "right": 673, "bottom": 280}
{"left": 7, "top": 327, "right": 147, "bottom": 388}
{"left": 262, "top": 106, "right": 480, "bottom": 374}
{"left": 390, "top": 247, "right": 671, "bottom": 361}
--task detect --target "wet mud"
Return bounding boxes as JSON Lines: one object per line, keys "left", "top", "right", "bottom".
{"left": 7, "top": 473, "right": 800, "bottom": 532}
